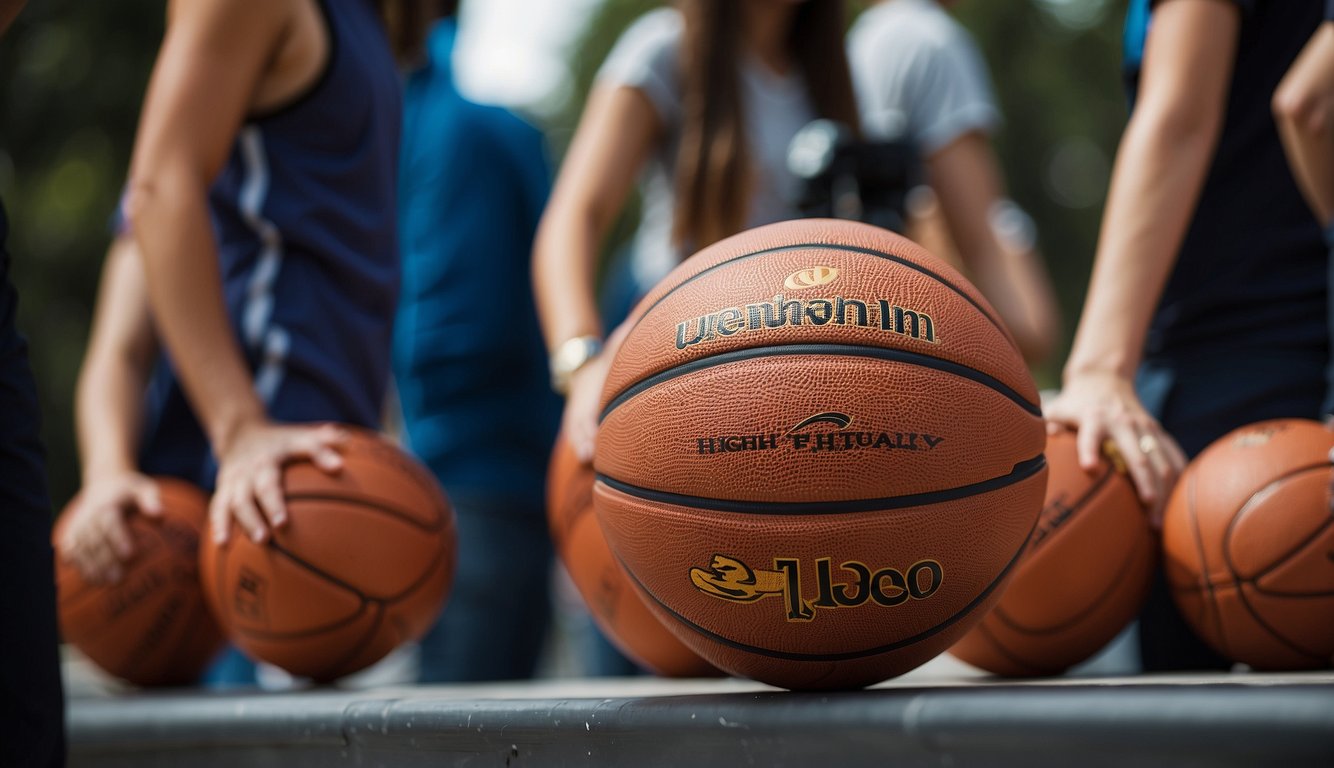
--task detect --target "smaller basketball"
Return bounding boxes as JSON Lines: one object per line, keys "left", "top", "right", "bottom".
{"left": 54, "top": 477, "right": 224, "bottom": 686}
{"left": 200, "top": 428, "right": 455, "bottom": 682}
{"left": 950, "top": 429, "right": 1154, "bottom": 676}
{"left": 1163, "top": 418, "right": 1334, "bottom": 670}
{"left": 548, "top": 434, "right": 719, "bottom": 677}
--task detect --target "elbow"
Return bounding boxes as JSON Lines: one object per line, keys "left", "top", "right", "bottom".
{"left": 1273, "top": 80, "right": 1331, "bottom": 140}
{"left": 122, "top": 176, "right": 161, "bottom": 239}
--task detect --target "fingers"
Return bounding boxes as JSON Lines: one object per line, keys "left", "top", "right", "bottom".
{"left": 1109, "top": 420, "right": 1161, "bottom": 510}
{"left": 61, "top": 507, "right": 131, "bottom": 584}
{"left": 132, "top": 479, "right": 164, "bottom": 518}
{"left": 210, "top": 493, "right": 233, "bottom": 545}
{"left": 309, "top": 423, "right": 347, "bottom": 474}
{"left": 1074, "top": 416, "right": 1108, "bottom": 472}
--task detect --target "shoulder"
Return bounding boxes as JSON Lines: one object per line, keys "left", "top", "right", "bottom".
{"left": 849, "top": 1, "right": 973, "bottom": 63}
{"left": 600, "top": 7, "right": 683, "bottom": 82}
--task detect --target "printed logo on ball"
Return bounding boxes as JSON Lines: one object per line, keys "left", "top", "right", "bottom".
{"left": 689, "top": 553, "right": 943, "bottom": 622}
{"left": 1233, "top": 423, "right": 1289, "bottom": 447}
{"left": 783, "top": 266, "right": 840, "bottom": 290}
{"left": 693, "top": 411, "right": 944, "bottom": 456}
{"left": 234, "top": 567, "right": 269, "bottom": 624}
{"left": 675, "top": 294, "right": 937, "bottom": 350}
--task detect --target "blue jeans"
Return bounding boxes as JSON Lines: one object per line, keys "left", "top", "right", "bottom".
{"left": 0, "top": 204, "right": 65, "bottom": 767}
{"left": 417, "top": 502, "right": 553, "bottom": 683}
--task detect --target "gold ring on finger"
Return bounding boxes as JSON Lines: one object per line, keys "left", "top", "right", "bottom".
{"left": 1138, "top": 433, "right": 1159, "bottom": 454}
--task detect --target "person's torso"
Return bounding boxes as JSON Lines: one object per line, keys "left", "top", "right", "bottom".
{"left": 393, "top": 25, "right": 560, "bottom": 496}
{"left": 1124, "top": 0, "right": 1326, "bottom": 357}
{"left": 630, "top": 11, "right": 817, "bottom": 291}
{"left": 204, "top": 0, "right": 402, "bottom": 421}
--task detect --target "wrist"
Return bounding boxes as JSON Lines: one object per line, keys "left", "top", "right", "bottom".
{"left": 550, "top": 334, "right": 604, "bottom": 395}
{"left": 82, "top": 457, "right": 137, "bottom": 486}
{"left": 209, "top": 404, "right": 267, "bottom": 457}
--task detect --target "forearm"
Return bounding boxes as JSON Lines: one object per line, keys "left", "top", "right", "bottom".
{"left": 128, "top": 171, "right": 265, "bottom": 454}
{"left": 1065, "top": 111, "right": 1221, "bottom": 379}
{"left": 532, "top": 203, "right": 606, "bottom": 349}
{"left": 76, "top": 337, "right": 154, "bottom": 482}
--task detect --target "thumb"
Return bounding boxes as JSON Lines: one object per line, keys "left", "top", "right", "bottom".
{"left": 135, "top": 481, "right": 164, "bottom": 517}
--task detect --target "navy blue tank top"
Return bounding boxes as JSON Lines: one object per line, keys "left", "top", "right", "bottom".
{"left": 208, "top": 0, "right": 401, "bottom": 419}
{"left": 140, "top": 0, "right": 401, "bottom": 486}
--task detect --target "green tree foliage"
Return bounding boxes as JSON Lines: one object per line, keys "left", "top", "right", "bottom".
{"left": 1, "top": 1, "right": 163, "bottom": 510}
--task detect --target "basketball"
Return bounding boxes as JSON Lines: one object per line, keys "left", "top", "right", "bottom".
{"left": 593, "top": 219, "right": 1047, "bottom": 690}
{"left": 199, "top": 428, "right": 455, "bottom": 682}
{"left": 54, "top": 477, "right": 224, "bottom": 686}
{"left": 548, "top": 433, "right": 719, "bottom": 677}
{"left": 950, "top": 429, "right": 1154, "bottom": 676}
{"left": 1163, "top": 418, "right": 1334, "bottom": 670}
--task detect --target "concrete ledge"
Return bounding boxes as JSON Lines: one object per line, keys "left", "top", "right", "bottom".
{"left": 69, "top": 674, "right": 1334, "bottom": 767}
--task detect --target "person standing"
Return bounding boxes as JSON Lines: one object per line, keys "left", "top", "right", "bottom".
{"left": 1046, "top": 0, "right": 1326, "bottom": 671}
{"left": 394, "top": 0, "right": 562, "bottom": 682}
{"left": 58, "top": 0, "right": 410, "bottom": 686}
{"left": 847, "top": 0, "right": 1059, "bottom": 367}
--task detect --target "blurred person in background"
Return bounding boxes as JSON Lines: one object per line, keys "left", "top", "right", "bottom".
{"left": 57, "top": 0, "right": 416, "bottom": 686}
{"left": 1, "top": 2, "right": 66, "bottom": 764}
{"left": 531, "top": 0, "right": 860, "bottom": 674}
{"left": 847, "top": 0, "right": 1060, "bottom": 368}
{"left": 393, "top": 0, "right": 561, "bottom": 683}
{"left": 1045, "top": 0, "right": 1326, "bottom": 671}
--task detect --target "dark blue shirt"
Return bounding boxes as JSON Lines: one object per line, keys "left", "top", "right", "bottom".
{"left": 393, "top": 20, "right": 560, "bottom": 512}
{"left": 1123, "top": 0, "right": 1326, "bottom": 359}
{"left": 140, "top": 0, "right": 402, "bottom": 488}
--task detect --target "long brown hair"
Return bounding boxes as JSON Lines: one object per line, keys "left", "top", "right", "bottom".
{"left": 673, "top": 0, "right": 859, "bottom": 251}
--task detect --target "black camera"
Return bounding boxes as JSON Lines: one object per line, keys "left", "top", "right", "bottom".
{"left": 787, "top": 119, "right": 921, "bottom": 234}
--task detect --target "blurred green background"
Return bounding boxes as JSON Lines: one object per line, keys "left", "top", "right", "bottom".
{"left": 0, "top": 0, "right": 1127, "bottom": 511}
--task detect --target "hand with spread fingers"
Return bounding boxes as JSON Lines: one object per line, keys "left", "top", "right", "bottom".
{"left": 209, "top": 421, "right": 347, "bottom": 545}
{"left": 58, "top": 472, "right": 164, "bottom": 584}
{"left": 1043, "top": 370, "right": 1187, "bottom": 528}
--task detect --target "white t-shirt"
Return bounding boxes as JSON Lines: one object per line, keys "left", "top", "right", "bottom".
{"left": 847, "top": 0, "right": 1000, "bottom": 153}
{"left": 597, "top": 8, "right": 817, "bottom": 292}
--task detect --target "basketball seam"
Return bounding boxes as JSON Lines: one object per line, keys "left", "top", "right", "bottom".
{"left": 971, "top": 621, "right": 1054, "bottom": 677}
{"left": 317, "top": 602, "right": 385, "bottom": 681}
{"left": 1187, "top": 468, "right": 1232, "bottom": 660}
{"left": 596, "top": 455, "right": 1045, "bottom": 516}
{"left": 612, "top": 509, "right": 1037, "bottom": 663}
{"left": 1229, "top": 581, "right": 1327, "bottom": 663}
{"left": 284, "top": 492, "right": 446, "bottom": 533}
{"left": 627, "top": 241, "right": 1011, "bottom": 350}
{"left": 1223, "top": 463, "right": 1334, "bottom": 587}
{"left": 600, "top": 343, "right": 1041, "bottom": 424}
{"left": 990, "top": 465, "right": 1144, "bottom": 635}
{"left": 268, "top": 535, "right": 446, "bottom": 606}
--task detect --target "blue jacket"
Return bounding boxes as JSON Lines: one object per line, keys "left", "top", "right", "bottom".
{"left": 393, "top": 20, "right": 561, "bottom": 513}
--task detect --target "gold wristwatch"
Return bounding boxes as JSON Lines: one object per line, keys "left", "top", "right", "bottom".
{"left": 550, "top": 334, "right": 604, "bottom": 395}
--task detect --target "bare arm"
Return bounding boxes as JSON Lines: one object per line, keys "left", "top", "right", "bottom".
{"left": 1274, "top": 22, "right": 1334, "bottom": 227}
{"left": 531, "top": 82, "right": 661, "bottom": 460}
{"left": 75, "top": 236, "right": 158, "bottom": 485}
{"left": 126, "top": 0, "right": 344, "bottom": 543}
{"left": 1045, "top": 0, "right": 1240, "bottom": 521}
{"left": 927, "top": 131, "right": 1059, "bottom": 365}
{"left": 59, "top": 235, "right": 165, "bottom": 583}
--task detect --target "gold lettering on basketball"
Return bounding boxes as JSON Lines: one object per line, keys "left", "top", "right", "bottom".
{"left": 689, "top": 553, "right": 942, "bottom": 622}
{"left": 674, "top": 294, "right": 937, "bottom": 350}
{"left": 784, "top": 266, "right": 840, "bottom": 291}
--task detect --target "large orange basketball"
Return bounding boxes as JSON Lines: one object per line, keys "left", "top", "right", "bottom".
{"left": 200, "top": 428, "right": 455, "bottom": 682}
{"left": 54, "top": 478, "right": 224, "bottom": 686}
{"left": 548, "top": 433, "right": 718, "bottom": 677}
{"left": 594, "top": 219, "right": 1046, "bottom": 690}
{"left": 1163, "top": 418, "right": 1334, "bottom": 670}
{"left": 950, "top": 429, "right": 1154, "bottom": 676}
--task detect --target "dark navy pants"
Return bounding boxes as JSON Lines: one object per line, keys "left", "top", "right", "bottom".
{"left": 1136, "top": 345, "right": 1327, "bottom": 671}
{"left": 0, "top": 201, "right": 65, "bottom": 766}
